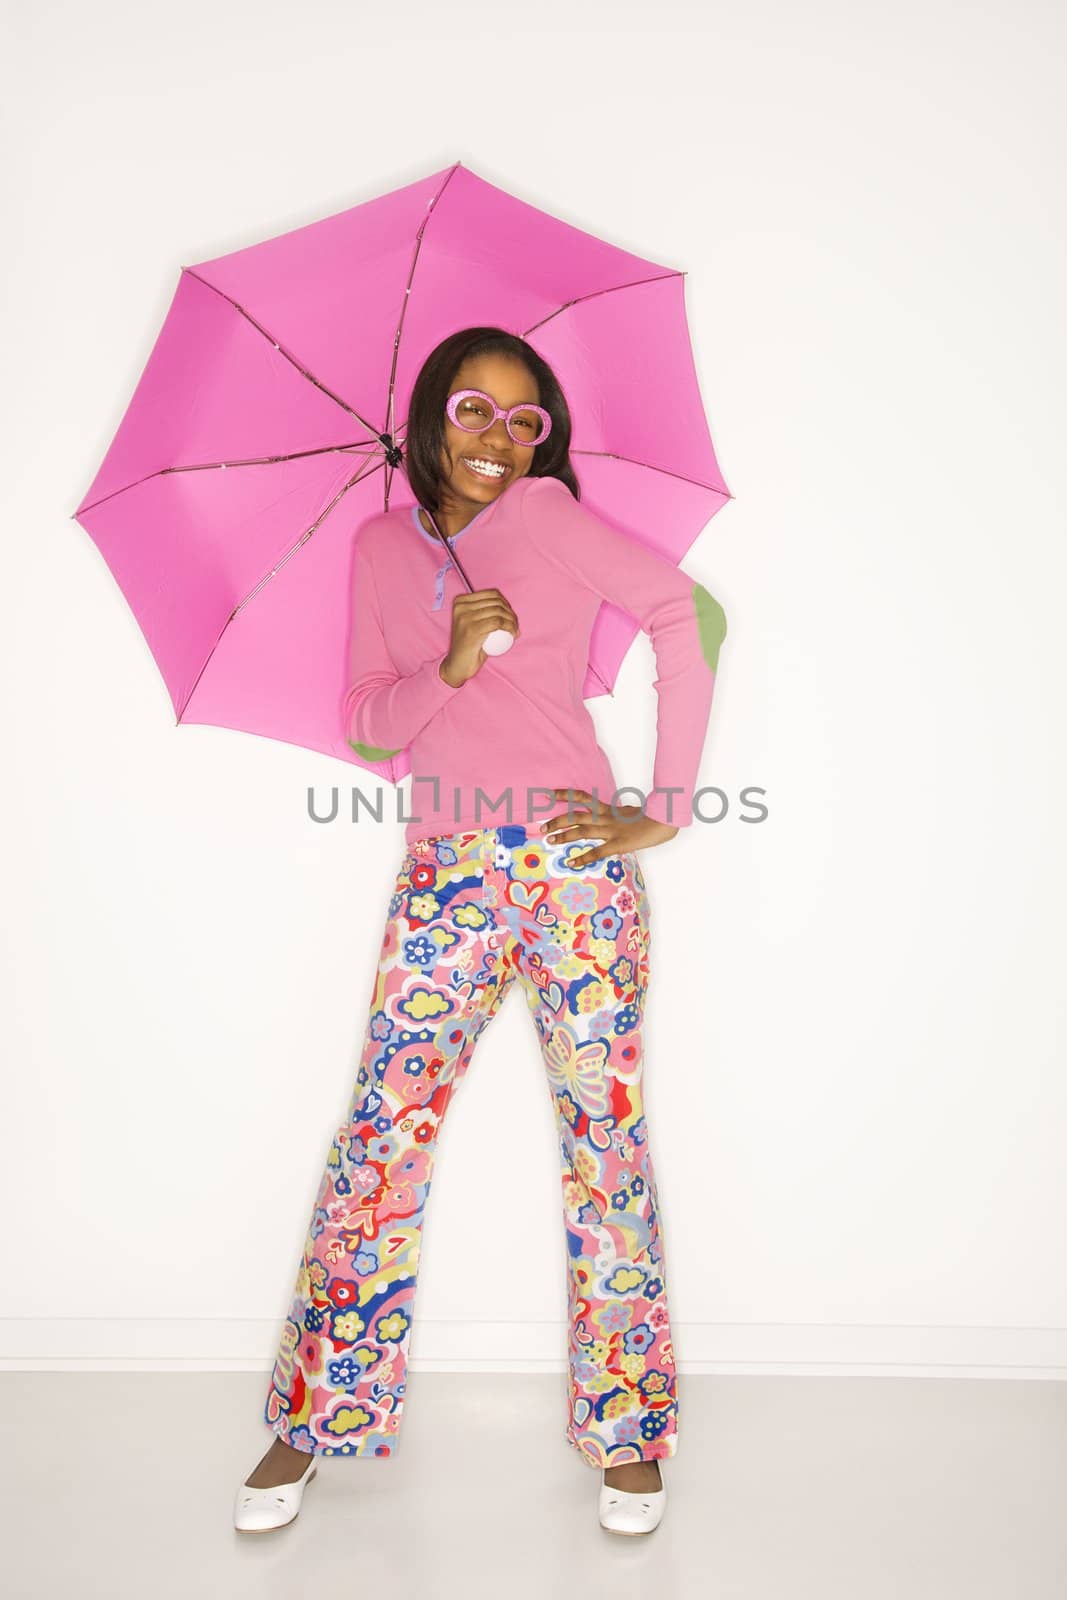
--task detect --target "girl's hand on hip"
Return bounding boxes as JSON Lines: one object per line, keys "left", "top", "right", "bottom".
{"left": 537, "top": 789, "right": 679, "bottom": 866}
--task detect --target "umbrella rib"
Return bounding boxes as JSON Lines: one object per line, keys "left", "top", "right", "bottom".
{"left": 183, "top": 267, "right": 385, "bottom": 440}
{"left": 522, "top": 270, "right": 684, "bottom": 335}
{"left": 383, "top": 435, "right": 733, "bottom": 502}
{"left": 569, "top": 450, "right": 736, "bottom": 499}
{"left": 385, "top": 424, "right": 732, "bottom": 502}
{"left": 174, "top": 455, "right": 387, "bottom": 724}
{"left": 586, "top": 657, "right": 615, "bottom": 699}
{"left": 380, "top": 162, "right": 465, "bottom": 508}
{"left": 74, "top": 442, "right": 386, "bottom": 519}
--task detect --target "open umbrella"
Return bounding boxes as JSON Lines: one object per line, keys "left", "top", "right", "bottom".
{"left": 72, "top": 160, "right": 732, "bottom": 788}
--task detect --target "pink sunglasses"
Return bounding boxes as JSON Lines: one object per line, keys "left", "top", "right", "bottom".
{"left": 446, "top": 388, "right": 552, "bottom": 447}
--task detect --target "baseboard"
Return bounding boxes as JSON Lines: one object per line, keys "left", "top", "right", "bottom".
{"left": 1, "top": 1320, "right": 1065, "bottom": 1377}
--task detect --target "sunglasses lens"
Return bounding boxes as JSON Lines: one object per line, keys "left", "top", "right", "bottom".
{"left": 453, "top": 395, "right": 492, "bottom": 431}
{"left": 508, "top": 407, "right": 549, "bottom": 444}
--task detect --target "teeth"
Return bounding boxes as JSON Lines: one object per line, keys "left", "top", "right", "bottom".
{"left": 464, "top": 458, "right": 507, "bottom": 478}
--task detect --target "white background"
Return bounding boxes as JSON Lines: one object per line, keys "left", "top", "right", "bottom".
{"left": 3, "top": 0, "right": 1064, "bottom": 1380}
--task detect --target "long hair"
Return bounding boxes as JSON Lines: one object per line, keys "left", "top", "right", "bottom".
{"left": 402, "top": 326, "right": 580, "bottom": 515}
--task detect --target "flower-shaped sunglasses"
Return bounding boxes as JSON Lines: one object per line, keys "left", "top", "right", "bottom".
{"left": 446, "top": 388, "right": 552, "bottom": 447}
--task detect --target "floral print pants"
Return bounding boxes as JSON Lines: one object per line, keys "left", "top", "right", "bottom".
{"left": 263, "top": 823, "right": 679, "bottom": 1469}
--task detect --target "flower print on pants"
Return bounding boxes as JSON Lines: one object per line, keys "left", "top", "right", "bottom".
{"left": 263, "top": 823, "right": 679, "bottom": 1469}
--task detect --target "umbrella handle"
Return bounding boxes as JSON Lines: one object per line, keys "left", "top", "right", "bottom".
{"left": 413, "top": 499, "right": 515, "bottom": 657}
{"left": 482, "top": 628, "right": 515, "bottom": 657}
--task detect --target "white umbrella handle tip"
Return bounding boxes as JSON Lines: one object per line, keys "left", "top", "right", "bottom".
{"left": 482, "top": 629, "right": 515, "bottom": 656}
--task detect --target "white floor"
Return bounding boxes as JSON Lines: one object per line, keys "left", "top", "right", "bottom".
{"left": 3, "top": 1372, "right": 1064, "bottom": 1598}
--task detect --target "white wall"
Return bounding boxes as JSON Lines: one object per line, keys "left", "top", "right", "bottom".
{"left": 3, "top": 0, "right": 1065, "bottom": 1381}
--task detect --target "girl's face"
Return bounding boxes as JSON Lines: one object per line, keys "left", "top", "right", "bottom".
{"left": 438, "top": 353, "right": 541, "bottom": 512}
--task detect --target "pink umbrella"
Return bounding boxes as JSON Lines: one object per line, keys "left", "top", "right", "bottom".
{"left": 71, "top": 160, "right": 732, "bottom": 787}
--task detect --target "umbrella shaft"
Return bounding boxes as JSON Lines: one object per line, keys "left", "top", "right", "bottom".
{"left": 421, "top": 506, "right": 474, "bottom": 593}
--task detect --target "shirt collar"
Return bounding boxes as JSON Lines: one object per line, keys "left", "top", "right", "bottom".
{"left": 409, "top": 500, "right": 494, "bottom": 546}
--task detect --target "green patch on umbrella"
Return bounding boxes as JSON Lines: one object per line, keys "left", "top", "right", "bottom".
{"left": 348, "top": 737, "right": 402, "bottom": 761}
{"left": 692, "top": 583, "right": 727, "bottom": 673}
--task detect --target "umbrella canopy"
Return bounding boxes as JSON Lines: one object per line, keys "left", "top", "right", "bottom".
{"left": 72, "top": 160, "right": 732, "bottom": 787}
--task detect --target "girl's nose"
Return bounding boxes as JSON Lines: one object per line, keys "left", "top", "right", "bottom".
{"left": 480, "top": 418, "right": 512, "bottom": 448}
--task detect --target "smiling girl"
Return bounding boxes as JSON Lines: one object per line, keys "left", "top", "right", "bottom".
{"left": 236, "top": 327, "right": 728, "bottom": 1538}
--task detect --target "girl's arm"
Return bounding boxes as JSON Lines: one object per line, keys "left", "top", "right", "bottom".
{"left": 342, "top": 538, "right": 462, "bottom": 761}
{"left": 522, "top": 475, "right": 728, "bottom": 828}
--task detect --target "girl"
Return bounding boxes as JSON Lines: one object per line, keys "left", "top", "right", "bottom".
{"left": 235, "top": 327, "right": 728, "bottom": 1537}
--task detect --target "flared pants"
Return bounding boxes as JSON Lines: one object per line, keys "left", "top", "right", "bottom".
{"left": 263, "top": 822, "right": 679, "bottom": 1468}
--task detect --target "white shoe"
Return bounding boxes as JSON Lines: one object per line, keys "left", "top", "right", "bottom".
{"left": 234, "top": 1451, "right": 318, "bottom": 1533}
{"left": 598, "top": 1467, "right": 667, "bottom": 1535}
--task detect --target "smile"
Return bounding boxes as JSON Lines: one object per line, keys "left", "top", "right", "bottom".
{"left": 462, "top": 457, "right": 510, "bottom": 481}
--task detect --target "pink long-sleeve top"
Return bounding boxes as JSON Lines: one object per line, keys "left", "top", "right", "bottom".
{"left": 342, "top": 472, "right": 727, "bottom": 846}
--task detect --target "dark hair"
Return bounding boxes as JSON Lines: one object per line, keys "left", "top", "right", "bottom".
{"left": 402, "top": 326, "right": 580, "bottom": 514}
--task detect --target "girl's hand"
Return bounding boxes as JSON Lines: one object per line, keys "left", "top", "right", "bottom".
{"left": 440, "top": 588, "right": 520, "bottom": 687}
{"left": 537, "top": 789, "right": 679, "bottom": 866}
